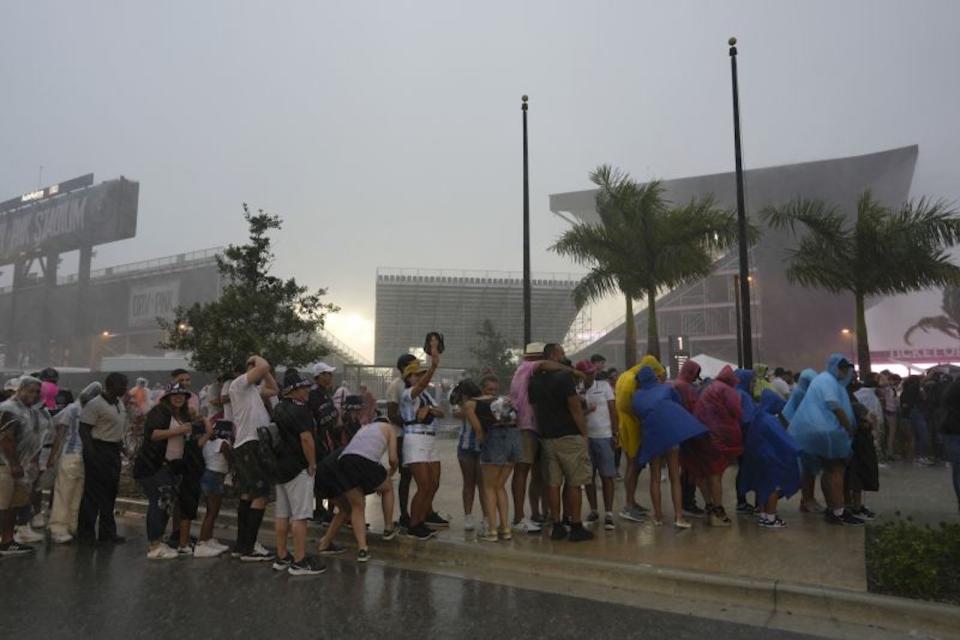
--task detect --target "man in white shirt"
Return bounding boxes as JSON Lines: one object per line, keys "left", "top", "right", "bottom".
{"left": 577, "top": 360, "right": 618, "bottom": 530}
{"left": 771, "top": 368, "right": 793, "bottom": 399}
{"left": 230, "top": 354, "right": 278, "bottom": 561}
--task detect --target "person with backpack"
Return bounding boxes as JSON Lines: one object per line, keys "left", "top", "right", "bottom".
{"left": 270, "top": 370, "right": 324, "bottom": 576}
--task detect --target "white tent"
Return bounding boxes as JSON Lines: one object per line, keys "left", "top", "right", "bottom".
{"left": 689, "top": 353, "right": 737, "bottom": 379}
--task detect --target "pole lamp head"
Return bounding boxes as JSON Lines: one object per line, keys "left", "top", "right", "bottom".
{"left": 728, "top": 36, "right": 738, "bottom": 56}
{"left": 522, "top": 94, "right": 528, "bottom": 111}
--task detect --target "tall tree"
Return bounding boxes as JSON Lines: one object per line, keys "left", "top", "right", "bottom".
{"left": 468, "top": 318, "right": 519, "bottom": 383}
{"left": 158, "top": 204, "right": 339, "bottom": 373}
{"left": 762, "top": 191, "right": 960, "bottom": 374}
{"left": 551, "top": 165, "right": 743, "bottom": 366}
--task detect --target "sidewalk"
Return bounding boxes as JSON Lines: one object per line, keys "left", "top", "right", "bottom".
{"left": 356, "top": 438, "right": 958, "bottom": 593}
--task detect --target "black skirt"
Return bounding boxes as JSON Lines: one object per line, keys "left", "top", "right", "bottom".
{"left": 315, "top": 451, "right": 387, "bottom": 499}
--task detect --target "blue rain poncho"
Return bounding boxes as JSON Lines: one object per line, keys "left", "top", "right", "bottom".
{"left": 632, "top": 366, "right": 708, "bottom": 466}
{"left": 734, "top": 369, "right": 757, "bottom": 426}
{"left": 786, "top": 354, "right": 854, "bottom": 471}
{"left": 737, "top": 389, "right": 802, "bottom": 505}
{"left": 783, "top": 369, "right": 816, "bottom": 422}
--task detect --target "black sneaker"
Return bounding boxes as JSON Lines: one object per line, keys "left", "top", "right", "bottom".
{"left": 288, "top": 556, "right": 327, "bottom": 576}
{"left": 683, "top": 504, "right": 706, "bottom": 518}
{"left": 0, "top": 541, "right": 35, "bottom": 556}
{"left": 853, "top": 506, "right": 876, "bottom": 521}
{"left": 425, "top": 512, "right": 450, "bottom": 529}
{"left": 398, "top": 514, "right": 411, "bottom": 532}
{"left": 318, "top": 542, "right": 347, "bottom": 556}
{"left": 840, "top": 510, "right": 865, "bottom": 526}
{"left": 240, "top": 549, "right": 275, "bottom": 562}
{"left": 550, "top": 523, "right": 568, "bottom": 541}
{"left": 568, "top": 526, "right": 594, "bottom": 543}
{"left": 736, "top": 502, "right": 756, "bottom": 515}
{"left": 406, "top": 524, "right": 437, "bottom": 541}
{"left": 357, "top": 548, "right": 370, "bottom": 563}
{"left": 824, "top": 511, "right": 844, "bottom": 526}
{"left": 272, "top": 554, "right": 293, "bottom": 571}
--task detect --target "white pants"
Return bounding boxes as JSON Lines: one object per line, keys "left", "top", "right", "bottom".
{"left": 49, "top": 453, "right": 84, "bottom": 535}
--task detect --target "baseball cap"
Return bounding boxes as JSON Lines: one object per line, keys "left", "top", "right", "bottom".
{"left": 402, "top": 361, "right": 428, "bottom": 379}
{"left": 160, "top": 382, "right": 191, "bottom": 401}
{"left": 282, "top": 369, "right": 313, "bottom": 395}
{"left": 524, "top": 342, "right": 545, "bottom": 356}
{"left": 3, "top": 377, "right": 20, "bottom": 392}
{"left": 343, "top": 395, "right": 363, "bottom": 410}
{"left": 311, "top": 362, "right": 336, "bottom": 377}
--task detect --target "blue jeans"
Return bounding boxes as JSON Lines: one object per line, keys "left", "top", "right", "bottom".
{"left": 910, "top": 410, "right": 931, "bottom": 458}
{"left": 137, "top": 467, "right": 176, "bottom": 543}
{"left": 943, "top": 435, "right": 960, "bottom": 503}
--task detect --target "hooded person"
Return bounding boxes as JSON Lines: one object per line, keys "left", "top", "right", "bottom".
{"left": 669, "top": 359, "right": 706, "bottom": 516}
{"left": 788, "top": 353, "right": 861, "bottom": 526}
{"left": 670, "top": 360, "right": 702, "bottom": 413}
{"left": 736, "top": 389, "right": 802, "bottom": 528}
{"left": 689, "top": 365, "right": 743, "bottom": 527}
{"left": 783, "top": 369, "right": 817, "bottom": 422}
{"left": 751, "top": 363, "right": 776, "bottom": 401}
{"left": 614, "top": 354, "right": 664, "bottom": 522}
{"left": 631, "top": 364, "right": 707, "bottom": 528}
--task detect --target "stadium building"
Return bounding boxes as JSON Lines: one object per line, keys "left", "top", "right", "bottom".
{"left": 374, "top": 267, "right": 582, "bottom": 369}
{"left": 551, "top": 145, "right": 923, "bottom": 370}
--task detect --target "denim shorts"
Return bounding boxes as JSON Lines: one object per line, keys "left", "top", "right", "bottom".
{"left": 200, "top": 469, "right": 226, "bottom": 496}
{"left": 480, "top": 428, "right": 522, "bottom": 465}
{"left": 588, "top": 437, "right": 617, "bottom": 478}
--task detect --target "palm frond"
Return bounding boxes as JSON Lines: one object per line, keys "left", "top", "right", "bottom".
{"left": 760, "top": 197, "right": 847, "bottom": 241}
{"left": 571, "top": 268, "right": 620, "bottom": 309}
{"left": 903, "top": 315, "right": 960, "bottom": 345}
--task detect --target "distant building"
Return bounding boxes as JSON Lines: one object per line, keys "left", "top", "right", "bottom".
{"left": 552, "top": 145, "right": 920, "bottom": 370}
{"left": 375, "top": 267, "right": 581, "bottom": 368}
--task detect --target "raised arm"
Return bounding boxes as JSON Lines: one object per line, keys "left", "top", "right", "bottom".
{"left": 245, "top": 355, "right": 271, "bottom": 386}
{"left": 410, "top": 350, "right": 440, "bottom": 398}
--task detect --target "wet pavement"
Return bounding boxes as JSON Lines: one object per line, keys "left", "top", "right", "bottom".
{"left": 0, "top": 524, "right": 818, "bottom": 640}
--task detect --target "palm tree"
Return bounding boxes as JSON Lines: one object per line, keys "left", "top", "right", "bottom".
{"left": 551, "top": 165, "right": 742, "bottom": 367}
{"left": 762, "top": 191, "right": 960, "bottom": 374}
{"left": 904, "top": 285, "right": 960, "bottom": 344}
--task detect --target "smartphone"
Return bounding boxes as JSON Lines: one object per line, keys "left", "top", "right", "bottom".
{"left": 424, "top": 331, "right": 445, "bottom": 356}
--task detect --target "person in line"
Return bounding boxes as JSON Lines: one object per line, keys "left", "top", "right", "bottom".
{"left": 737, "top": 390, "right": 801, "bottom": 528}
{"left": 230, "top": 355, "right": 279, "bottom": 560}
{"left": 879, "top": 372, "right": 902, "bottom": 460}
{"left": 133, "top": 382, "right": 210, "bottom": 558}
{"left": 614, "top": 355, "right": 663, "bottom": 523}
{"left": 770, "top": 368, "right": 793, "bottom": 399}
{"left": 316, "top": 417, "right": 399, "bottom": 563}
{"left": 270, "top": 370, "right": 325, "bottom": 576}
{"left": 844, "top": 379, "right": 880, "bottom": 521}
{"left": 464, "top": 376, "right": 520, "bottom": 542}
{"left": 578, "top": 360, "right": 618, "bottom": 531}
{"left": 901, "top": 375, "right": 934, "bottom": 466}
{"left": 751, "top": 363, "right": 776, "bottom": 401}
{"left": 308, "top": 362, "right": 339, "bottom": 524}
{"left": 0, "top": 377, "right": 43, "bottom": 556}
{"left": 940, "top": 375, "right": 960, "bottom": 514}
{"left": 387, "top": 354, "right": 418, "bottom": 530}
{"left": 529, "top": 344, "right": 593, "bottom": 543}
{"left": 690, "top": 366, "right": 744, "bottom": 527}
{"left": 39, "top": 368, "right": 59, "bottom": 411}
{"left": 77, "top": 372, "right": 129, "bottom": 545}
{"left": 671, "top": 360, "right": 707, "bottom": 517}
{"left": 509, "top": 343, "right": 547, "bottom": 534}
{"left": 195, "top": 414, "right": 232, "bottom": 557}
{"left": 782, "top": 369, "right": 824, "bottom": 512}
{"left": 358, "top": 385, "right": 378, "bottom": 425}
{"left": 46, "top": 382, "right": 101, "bottom": 544}
{"left": 451, "top": 380, "right": 485, "bottom": 532}
{"left": 632, "top": 362, "right": 706, "bottom": 529}
{"left": 401, "top": 349, "right": 446, "bottom": 540}
{"left": 788, "top": 354, "right": 863, "bottom": 526}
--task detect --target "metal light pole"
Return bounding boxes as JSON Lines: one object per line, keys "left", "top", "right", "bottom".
{"left": 729, "top": 37, "right": 753, "bottom": 369}
{"left": 733, "top": 275, "right": 743, "bottom": 368}
{"left": 522, "top": 95, "right": 532, "bottom": 348}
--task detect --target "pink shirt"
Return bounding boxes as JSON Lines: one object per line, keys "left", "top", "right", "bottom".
{"left": 509, "top": 360, "right": 540, "bottom": 432}
{"left": 40, "top": 381, "right": 58, "bottom": 410}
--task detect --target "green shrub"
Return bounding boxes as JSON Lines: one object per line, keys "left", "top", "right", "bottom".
{"left": 866, "top": 516, "right": 960, "bottom": 602}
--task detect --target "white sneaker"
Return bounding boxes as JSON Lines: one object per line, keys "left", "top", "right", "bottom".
{"left": 511, "top": 518, "right": 542, "bottom": 533}
{"left": 51, "top": 531, "right": 74, "bottom": 544}
{"left": 14, "top": 525, "right": 44, "bottom": 543}
{"left": 193, "top": 541, "right": 226, "bottom": 558}
{"left": 147, "top": 544, "right": 179, "bottom": 560}
{"left": 254, "top": 541, "right": 271, "bottom": 556}
{"left": 31, "top": 513, "right": 46, "bottom": 529}
{"left": 207, "top": 538, "right": 229, "bottom": 552}
{"left": 464, "top": 514, "right": 476, "bottom": 531}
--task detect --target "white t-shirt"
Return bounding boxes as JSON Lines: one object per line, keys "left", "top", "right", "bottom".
{"left": 584, "top": 380, "right": 615, "bottom": 438}
{"left": 229, "top": 374, "right": 270, "bottom": 447}
{"left": 221, "top": 379, "right": 233, "bottom": 422}
{"left": 203, "top": 437, "right": 229, "bottom": 473}
{"left": 771, "top": 377, "right": 791, "bottom": 399}
{"left": 386, "top": 377, "right": 404, "bottom": 404}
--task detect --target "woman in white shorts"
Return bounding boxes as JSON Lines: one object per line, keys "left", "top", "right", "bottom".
{"left": 399, "top": 349, "right": 444, "bottom": 540}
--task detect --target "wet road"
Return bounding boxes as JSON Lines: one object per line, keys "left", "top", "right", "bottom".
{"left": 1, "top": 526, "right": 819, "bottom": 640}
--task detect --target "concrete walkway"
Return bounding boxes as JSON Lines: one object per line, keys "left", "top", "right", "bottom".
{"left": 355, "top": 437, "right": 959, "bottom": 593}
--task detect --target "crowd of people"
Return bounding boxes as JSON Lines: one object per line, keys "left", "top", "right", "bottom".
{"left": 2, "top": 344, "right": 959, "bottom": 575}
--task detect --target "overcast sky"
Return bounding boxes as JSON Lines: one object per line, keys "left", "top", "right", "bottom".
{"left": 2, "top": 0, "right": 958, "bottom": 360}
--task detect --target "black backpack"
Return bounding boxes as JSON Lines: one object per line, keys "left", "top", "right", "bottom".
{"left": 256, "top": 422, "right": 282, "bottom": 481}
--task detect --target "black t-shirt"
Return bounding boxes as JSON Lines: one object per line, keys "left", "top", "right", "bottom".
{"left": 273, "top": 399, "right": 315, "bottom": 484}
{"left": 528, "top": 370, "right": 580, "bottom": 439}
